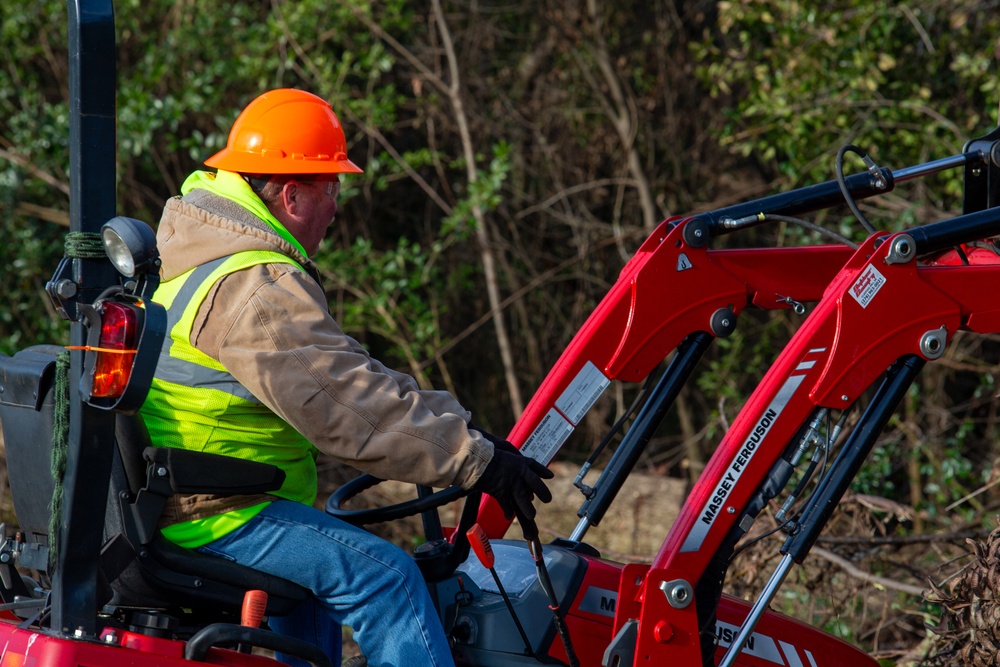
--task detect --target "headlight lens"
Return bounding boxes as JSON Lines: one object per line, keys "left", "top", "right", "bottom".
{"left": 101, "top": 216, "right": 158, "bottom": 277}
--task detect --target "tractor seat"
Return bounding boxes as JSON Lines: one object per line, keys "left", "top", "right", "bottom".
{"left": 0, "top": 345, "right": 309, "bottom": 617}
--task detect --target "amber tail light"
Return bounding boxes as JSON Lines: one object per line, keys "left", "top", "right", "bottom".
{"left": 90, "top": 300, "right": 139, "bottom": 398}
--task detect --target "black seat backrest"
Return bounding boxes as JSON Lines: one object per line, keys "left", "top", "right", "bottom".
{"left": 0, "top": 345, "right": 64, "bottom": 544}
{"left": 103, "top": 412, "right": 308, "bottom": 615}
{"left": 0, "top": 345, "right": 308, "bottom": 615}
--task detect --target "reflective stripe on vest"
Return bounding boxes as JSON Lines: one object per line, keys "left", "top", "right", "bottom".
{"left": 153, "top": 256, "right": 262, "bottom": 404}
{"left": 141, "top": 251, "right": 319, "bottom": 512}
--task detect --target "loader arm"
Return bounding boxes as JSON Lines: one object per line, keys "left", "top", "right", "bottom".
{"left": 477, "top": 217, "right": 854, "bottom": 538}
{"left": 620, "top": 207, "right": 1000, "bottom": 665}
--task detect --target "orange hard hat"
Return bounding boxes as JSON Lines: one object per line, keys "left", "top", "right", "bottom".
{"left": 204, "top": 89, "right": 363, "bottom": 175}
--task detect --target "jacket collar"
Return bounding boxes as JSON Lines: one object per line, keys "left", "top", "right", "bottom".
{"left": 181, "top": 169, "right": 309, "bottom": 258}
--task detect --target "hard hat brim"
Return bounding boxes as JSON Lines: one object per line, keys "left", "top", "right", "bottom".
{"left": 204, "top": 147, "right": 364, "bottom": 175}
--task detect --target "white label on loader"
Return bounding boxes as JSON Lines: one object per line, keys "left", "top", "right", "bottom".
{"left": 555, "top": 361, "right": 611, "bottom": 425}
{"left": 848, "top": 264, "right": 886, "bottom": 309}
{"left": 520, "top": 409, "right": 574, "bottom": 465}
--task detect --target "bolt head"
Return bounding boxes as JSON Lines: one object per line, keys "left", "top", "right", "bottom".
{"left": 654, "top": 621, "right": 674, "bottom": 643}
{"left": 56, "top": 280, "right": 78, "bottom": 299}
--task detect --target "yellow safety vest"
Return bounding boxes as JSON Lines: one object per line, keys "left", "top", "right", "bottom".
{"left": 141, "top": 250, "right": 319, "bottom": 548}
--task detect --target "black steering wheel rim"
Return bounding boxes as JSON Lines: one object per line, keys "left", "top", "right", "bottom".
{"left": 324, "top": 473, "right": 469, "bottom": 525}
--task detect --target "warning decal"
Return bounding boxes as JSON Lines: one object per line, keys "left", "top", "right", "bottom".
{"left": 848, "top": 264, "right": 886, "bottom": 309}
{"left": 555, "top": 361, "right": 611, "bottom": 425}
{"left": 520, "top": 409, "right": 574, "bottom": 465}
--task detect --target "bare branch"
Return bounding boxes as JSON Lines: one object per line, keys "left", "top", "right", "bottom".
{"left": 351, "top": 120, "right": 454, "bottom": 215}
{"left": 418, "top": 230, "right": 645, "bottom": 372}
{"left": 16, "top": 202, "right": 70, "bottom": 227}
{"left": 811, "top": 546, "right": 927, "bottom": 597}
{"left": 515, "top": 178, "right": 637, "bottom": 220}
{"left": 0, "top": 145, "right": 70, "bottom": 195}
{"left": 430, "top": 0, "right": 524, "bottom": 418}
{"left": 582, "top": 0, "right": 660, "bottom": 230}
{"left": 818, "top": 528, "right": 990, "bottom": 547}
{"left": 344, "top": 4, "right": 452, "bottom": 99}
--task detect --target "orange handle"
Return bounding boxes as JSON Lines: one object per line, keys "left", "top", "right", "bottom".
{"left": 466, "top": 523, "right": 495, "bottom": 569}
{"left": 241, "top": 589, "right": 268, "bottom": 628}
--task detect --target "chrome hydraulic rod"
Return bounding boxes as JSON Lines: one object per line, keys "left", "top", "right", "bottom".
{"left": 891, "top": 152, "right": 975, "bottom": 183}
{"left": 721, "top": 356, "right": 924, "bottom": 667}
{"left": 716, "top": 554, "right": 795, "bottom": 667}
{"left": 569, "top": 332, "right": 714, "bottom": 543}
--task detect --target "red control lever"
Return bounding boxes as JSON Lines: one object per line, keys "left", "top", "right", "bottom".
{"left": 467, "top": 523, "right": 495, "bottom": 569}
{"left": 241, "top": 589, "right": 268, "bottom": 628}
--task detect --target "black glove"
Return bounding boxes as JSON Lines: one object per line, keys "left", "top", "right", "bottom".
{"left": 470, "top": 425, "right": 520, "bottom": 455}
{"left": 473, "top": 442, "right": 554, "bottom": 522}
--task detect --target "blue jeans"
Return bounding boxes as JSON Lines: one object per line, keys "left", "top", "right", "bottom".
{"left": 196, "top": 500, "right": 454, "bottom": 667}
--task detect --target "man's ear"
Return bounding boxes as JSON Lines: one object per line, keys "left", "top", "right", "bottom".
{"left": 280, "top": 180, "right": 303, "bottom": 216}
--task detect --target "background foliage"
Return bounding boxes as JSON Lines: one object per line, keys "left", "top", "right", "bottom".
{"left": 2, "top": 0, "right": 1000, "bottom": 662}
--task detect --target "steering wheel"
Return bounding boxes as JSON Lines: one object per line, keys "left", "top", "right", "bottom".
{"left": 326, "top": 473, "right": 482, "bottom": 580}
{"left": 324, "top": 473, "right": 469, "bottom": 526}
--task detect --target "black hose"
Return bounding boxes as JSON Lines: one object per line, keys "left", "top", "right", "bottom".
{"left": 519, "top": 516, "right": 579, "bottom": 667}
{"left": 529, "top": 538, "right": 579, "bottom": 667}
{"left": 758, "top": 213, "right": 859, "bottom": 248}
{"left": 836, "top": 144, "right": 879, "bottom": 235}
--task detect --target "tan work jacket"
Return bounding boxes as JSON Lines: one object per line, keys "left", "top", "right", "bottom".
{"left": 154, "top": 190, "right": 493, "bottom": 523}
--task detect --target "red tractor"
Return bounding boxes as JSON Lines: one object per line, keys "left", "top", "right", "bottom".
{"left": 2, "top": 2, "right": 999, "bottom": 666}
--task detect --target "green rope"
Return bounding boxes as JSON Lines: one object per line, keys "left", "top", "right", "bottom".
{"left": 49, "top": 352, "right": 71, "bottom": 568}
{"left": 46, "top": 232, "right": 104, "bottom": 567}
{"left": 64, "top": 231, "right": 106, "bottom": 259}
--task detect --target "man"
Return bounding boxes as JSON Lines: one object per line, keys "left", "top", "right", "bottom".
{"left": 140, "top": 88, "right": 552, "bottom": 667}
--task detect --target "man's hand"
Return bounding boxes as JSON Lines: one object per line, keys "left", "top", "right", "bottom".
{"left": 470, "top": 425, "right": 521, "bottom": 455}
{"left": 472, "top": 435, "right": 553, "bottom": 522}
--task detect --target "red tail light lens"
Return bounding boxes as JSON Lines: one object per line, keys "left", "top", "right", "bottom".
{"left": 92, "top": 300, "right": 139, "bottom": 398}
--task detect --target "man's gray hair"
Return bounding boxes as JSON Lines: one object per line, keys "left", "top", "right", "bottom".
{"left": 245, "top": 174, "right": 295, "bottom": 205}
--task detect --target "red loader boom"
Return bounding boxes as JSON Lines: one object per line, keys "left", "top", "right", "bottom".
{"left": 2, "top": 2, "right": 1000, "bottom": 667}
